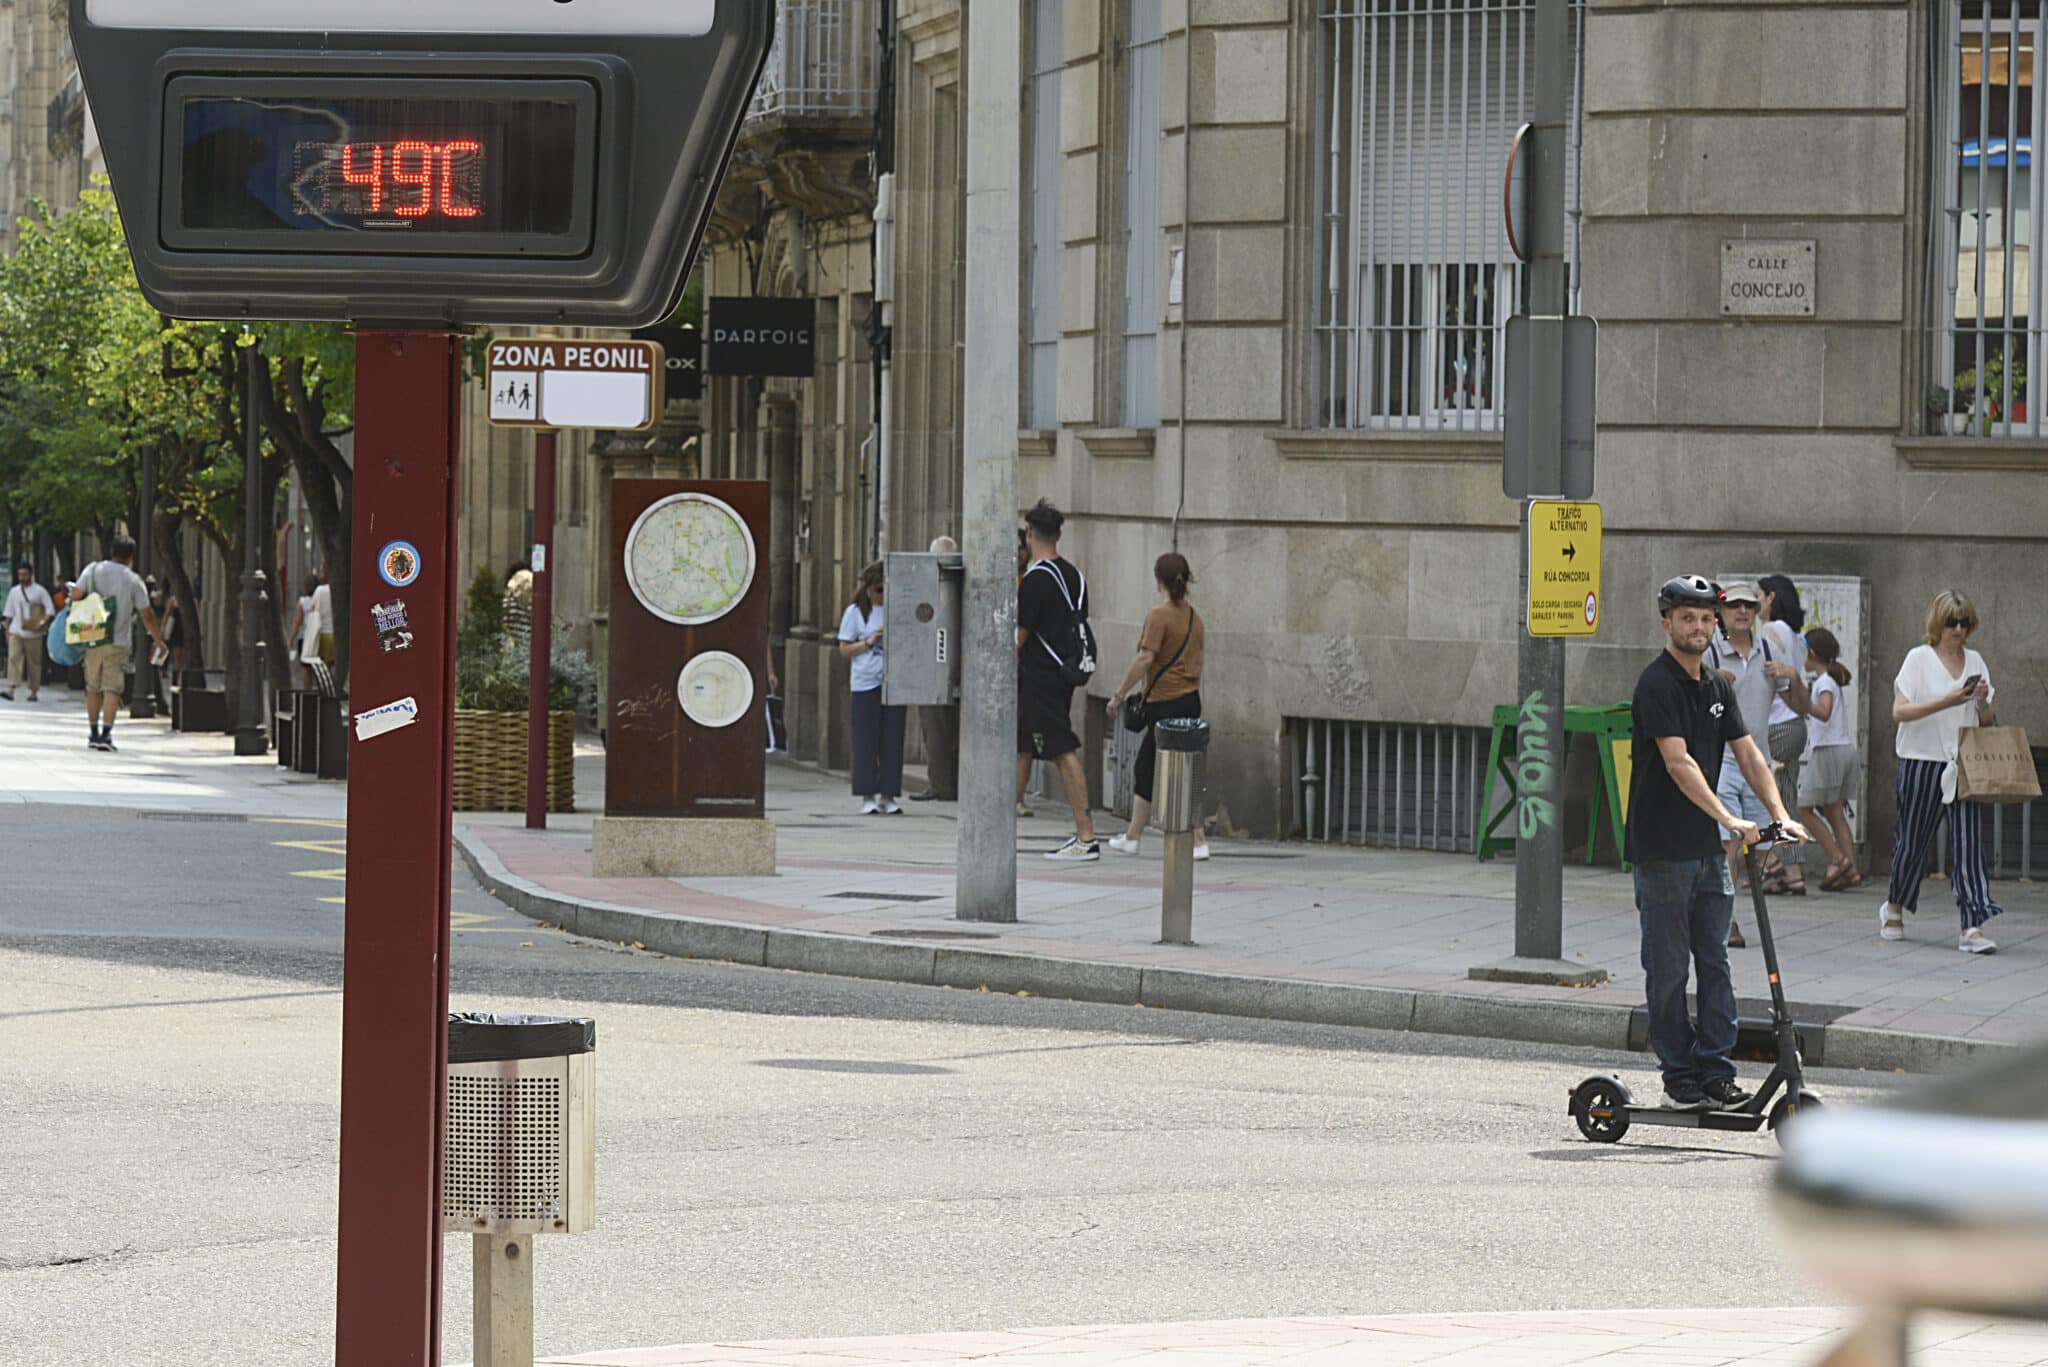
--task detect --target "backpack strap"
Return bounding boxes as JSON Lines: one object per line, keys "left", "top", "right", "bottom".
{"left": 1027, "top": 560, "right": 1081, "bottom": 668}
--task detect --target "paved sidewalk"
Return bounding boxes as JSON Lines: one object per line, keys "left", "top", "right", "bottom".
{"left": 456, "top": 756, "right": 2048, "bottom": 1073}
{"left": 493, "top": 1308, "right": 2048, "bottom": 1367}
{"left": 4, "top": 690, "right": 2042, "bottom": 1071}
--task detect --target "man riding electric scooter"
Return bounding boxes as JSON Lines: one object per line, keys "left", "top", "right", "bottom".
{"left": 1626, "top": 576, "right": 1809, "bottom": 1111}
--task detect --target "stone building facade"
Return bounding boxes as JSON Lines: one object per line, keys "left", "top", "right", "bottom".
{"left": 850, "top": 0, "right": 2046, "bottom": 861}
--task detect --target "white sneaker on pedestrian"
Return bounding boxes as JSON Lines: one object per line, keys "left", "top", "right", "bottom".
{"left": 1959, "top": 928, "right": 1998, "bottom": 955}
{"left": 1044, "top": 836, "right": 1100, "bottom": 862}
{"left": 878, "top": 799, "right": 903, "bottom": 815}
{"left": 1192, "top": 843, "right": 1211, "bottom": 862}
{"left": 1877, "top": 901, "right": 1905, "bottom": 941}
{"left": 860, "top": 798, "right": 880, "bottom": 815}
{"left": 1106, "top": 834, "right": 1140, "bottom": 855}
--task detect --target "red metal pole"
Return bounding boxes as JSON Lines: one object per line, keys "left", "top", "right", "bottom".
{"left": 526, "top": 429, "right": 556, "bottom": 829}
{"left": 336, "top": 330, "right": 462, "bottom": 1367}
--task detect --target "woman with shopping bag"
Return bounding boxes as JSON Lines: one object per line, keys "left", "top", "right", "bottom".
{"left": 1877, "top": 590, "right": 2003, "bottom": 953}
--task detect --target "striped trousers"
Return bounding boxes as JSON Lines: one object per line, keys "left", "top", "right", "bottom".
{"left": 1886, "top": 757, "right": 2003, "bottom": 930}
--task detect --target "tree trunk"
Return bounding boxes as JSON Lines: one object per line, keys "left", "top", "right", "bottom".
{"left": 155, "top": 510, "right": 204, "bottom": 672}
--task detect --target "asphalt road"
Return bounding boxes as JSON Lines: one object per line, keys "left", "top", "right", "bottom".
{"left": 0, "top": 805, "right": 1893, "bottom": 1366}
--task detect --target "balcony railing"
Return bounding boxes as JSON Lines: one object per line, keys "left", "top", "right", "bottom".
{"left": 748, "top": 0, "right": 881, "bottom": 122}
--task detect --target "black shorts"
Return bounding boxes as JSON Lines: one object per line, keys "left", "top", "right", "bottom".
{"left": 1017, "top": 668, "right": 1079, "bottom": 760}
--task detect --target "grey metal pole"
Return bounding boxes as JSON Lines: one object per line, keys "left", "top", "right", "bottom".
{"left": 130, "top": 444, "right": 156, "bottom": 720}
{"left": 956, "top": 0, "right": 1021, "bottom": 922}
{"left": 1514, "top": 0, "right": 1569, "bottom": 960}
{"left": 234, "top": 344, "right": 269, "bottom": 756}
{"left": 1475, "top": 0, "right": 1602, "bottom": 987}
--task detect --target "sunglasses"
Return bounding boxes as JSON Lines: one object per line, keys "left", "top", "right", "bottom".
{"left": 1945, "top": 617, "right": 1974, "bottom": 630}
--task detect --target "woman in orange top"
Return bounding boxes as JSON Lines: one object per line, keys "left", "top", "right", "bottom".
{"left": 1103, "top": 552, "right": 1208, "bottom": 859}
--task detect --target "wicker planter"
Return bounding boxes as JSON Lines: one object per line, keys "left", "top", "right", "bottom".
{"left": 452, "top": 709, "right": 575, "bottom": 812}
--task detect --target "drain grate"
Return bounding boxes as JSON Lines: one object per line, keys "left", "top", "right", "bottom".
{"left": 870, "top": 928, "right": 1001, "bottom": 940}
{"left": 830, "top": 891, "right": 943, "bottom": 902}
{"left": 137, "top": 811, "right": 249, "bottom": 822}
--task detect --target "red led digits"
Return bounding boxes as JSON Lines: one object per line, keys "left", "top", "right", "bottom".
{"left": 335, "top": 140, "right": 483, "bottom": 220}
{"left": 390, "top": 140, "right": 435, "bottom": 216}
{"left": 341, "top": 144, "right": 383, "bottom": 212}
{"left": 439, "top": 141, "right": 482, "bottom": 218}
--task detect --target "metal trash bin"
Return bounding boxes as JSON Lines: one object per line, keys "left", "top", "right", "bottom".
{"left": 444, "top": 1012, "right": 596, "bottom": 1367}
{"left": 1153, "top": 718, "right": 1210, "bottom": 944}
{"left": 1153, "top": 718, "right": 1210, "bottom": 832}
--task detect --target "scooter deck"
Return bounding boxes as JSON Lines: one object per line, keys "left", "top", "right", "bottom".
{"left": 1621, "top": 1106, "right": 1769, "bottom": 1133}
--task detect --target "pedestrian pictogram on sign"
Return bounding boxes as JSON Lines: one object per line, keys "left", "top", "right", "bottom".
{"left": 1527, "top": 500, "right": 1602, "bottom": 638}
{"left": 486, "top": 338, "right": 666, "bottom": 431}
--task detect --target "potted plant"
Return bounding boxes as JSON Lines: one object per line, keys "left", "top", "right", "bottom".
{"left": 1924, "top": 384, "right": 1952, "bottom": 437}
{"left": 452, "top": 568, "right": 594, "bottom": 812}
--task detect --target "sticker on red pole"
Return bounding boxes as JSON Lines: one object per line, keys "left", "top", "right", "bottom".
{"left": 487, "top": 337, "right": 666, "bottom": 431}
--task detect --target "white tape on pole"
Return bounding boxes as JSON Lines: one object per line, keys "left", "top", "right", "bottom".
{"left": 84, "top": 0, "right": 714, "bottom": 35}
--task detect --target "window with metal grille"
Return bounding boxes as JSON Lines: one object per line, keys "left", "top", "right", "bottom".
{"left": 1288, "top": 717, "right": 1491, "bottom": 852}
{"left": 1122, "top": 0, "right": 1163, "bottom": 429}
{"left": 1930, "top": 2, "right": 2043, "bottom": 437}
{"left": 1314, "top": 0, "right": 1583, "bottom": 431}
{"left": 1026, "top": 0, "right": 1062, "bottom": 429}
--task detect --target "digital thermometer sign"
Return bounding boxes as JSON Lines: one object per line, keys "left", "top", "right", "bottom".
{"left": 165, "top": 78, "right": 596, "bottom": 255}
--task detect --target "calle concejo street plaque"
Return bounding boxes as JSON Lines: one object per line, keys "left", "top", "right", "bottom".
{"left": 1721, "top": 239, "right": 1816, "bottom": 317}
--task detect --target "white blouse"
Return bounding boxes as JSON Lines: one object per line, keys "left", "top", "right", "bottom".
{"left": 1892, "top": 643, "right": 1993, "bottom": 764}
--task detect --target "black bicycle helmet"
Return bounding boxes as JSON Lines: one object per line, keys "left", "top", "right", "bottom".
{"left": 1657, "top": 575, "right": 1721, "bottom": 615}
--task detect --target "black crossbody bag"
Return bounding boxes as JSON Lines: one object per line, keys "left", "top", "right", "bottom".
{"left": 1120, "top": 613, "right": 1192, "bottom": 733}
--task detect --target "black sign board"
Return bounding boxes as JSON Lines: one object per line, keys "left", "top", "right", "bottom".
{"left": 632, "top": 324, "right": 703, "bottom": 401}
{"left": 70, "top": 2, "right": 774, "bottom": 327}
{"left": 707, "top": 298, "right": 817, "bottom": 378}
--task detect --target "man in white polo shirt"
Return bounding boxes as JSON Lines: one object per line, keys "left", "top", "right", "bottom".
{"left": 3, "top": 562, "right": 55, "bottom": 701}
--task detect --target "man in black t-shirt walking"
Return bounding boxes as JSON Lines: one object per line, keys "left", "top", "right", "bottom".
{"left": 1016, "top": 499, "right": 1100, "bottom": 861}
{"left": 1626, "top": 576, "right": 1807, "bottom": 1112}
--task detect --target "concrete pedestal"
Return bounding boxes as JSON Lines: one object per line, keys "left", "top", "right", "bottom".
{"left": 592, "top": 815, "right": 777, "bottom": 877}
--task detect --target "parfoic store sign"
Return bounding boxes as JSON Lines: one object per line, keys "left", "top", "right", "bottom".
{"left": 706, "top": 297, "right": 817, "bottom": 377}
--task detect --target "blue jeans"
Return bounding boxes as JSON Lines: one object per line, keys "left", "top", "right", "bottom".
{"left": 1634, "top": 856, "right": 1738, "bottom": 1090}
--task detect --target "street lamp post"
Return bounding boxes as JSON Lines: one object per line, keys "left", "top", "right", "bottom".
{"left": 234, "top": 342, "right": 269, "bottom": 756}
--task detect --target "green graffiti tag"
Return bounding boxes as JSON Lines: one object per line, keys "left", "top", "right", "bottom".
{"left": 1516, "top": 689, "right": 1556, "bottom": 838}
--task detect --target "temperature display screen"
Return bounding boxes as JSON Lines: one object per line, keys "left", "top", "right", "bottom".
{"left": 166, "top": 79, "right": 597, "bottom": 256}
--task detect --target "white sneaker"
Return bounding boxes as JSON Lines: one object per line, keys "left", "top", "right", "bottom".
{"left": 1878, "top": 901, "right": 1905, "bottom": 941}
{"left": 1106, "top": 834, "right": 1141, "bottom": 855}
{"left": 1192, "top": 843, "right": 1211, "bottom": 862}
{"left": 878, "top": 799, "right": 903, "bottom": 815}
{"left": 860, "top": 799, "right": 880, "bottom": 815}
{"left": 1959, "top": 928, "right": 1998, "bottom": 955}
{"left": 1044, "top": 836, "right": 1101, "bottom": 862}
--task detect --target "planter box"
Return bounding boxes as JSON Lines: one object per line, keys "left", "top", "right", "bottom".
{"left": 452, "top": 709, "right": 575, "bottom": 812}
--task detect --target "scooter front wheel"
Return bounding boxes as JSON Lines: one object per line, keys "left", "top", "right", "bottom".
{"left": 1571, "top": 1076, "right": 1632, "bottom": 1143}
{"left": 1769, "top": 1090, "right": 1823, "bottom": 1146}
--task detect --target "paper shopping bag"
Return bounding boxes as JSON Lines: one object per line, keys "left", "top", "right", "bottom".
{"left": 65, "top": 591, "right": 109, "bottom": 647}
{"left": 1957, "top": 727, "right": 2043, "bottom": 802}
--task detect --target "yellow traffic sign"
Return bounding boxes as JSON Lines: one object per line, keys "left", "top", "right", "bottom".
{"left": 1528, "top": 500, "right": 1601, "bottom": 637}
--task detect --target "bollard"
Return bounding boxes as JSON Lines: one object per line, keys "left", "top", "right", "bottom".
{"left": 1153, "top": 717, "right": 1210, "bottom": 945}
{"left": 444, "top": 1013, "right": 597, "bottom": 1367}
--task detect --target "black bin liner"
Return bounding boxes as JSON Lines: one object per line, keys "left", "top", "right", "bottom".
{"left": 447, "top": 1012, "right": 596, "bottom": 1064}
{"left": 1155, "top": 717, "right": 1211, "bottom": 753}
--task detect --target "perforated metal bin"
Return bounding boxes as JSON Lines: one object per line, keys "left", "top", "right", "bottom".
{"left": 442, "top": 1013, "right": 596, "bottom": 1236}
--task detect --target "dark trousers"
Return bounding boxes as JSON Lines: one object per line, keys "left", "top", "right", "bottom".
{"left": 1133, "top": 691, "right": 1202, "bottom": 803}
{"left": 850, "top": 687, "right": 907, "bottom": 798}
{"left": 918, "top": 703, "right": 959, "bottom": 798}
{"left": 1887, "top": 757, "right": 2002, "bottom": 929}
{"left": 1634, "top": 856, "right": 1738, "bottom": 1090}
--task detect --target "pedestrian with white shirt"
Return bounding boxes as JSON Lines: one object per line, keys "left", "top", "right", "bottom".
{"left": 838, "top": 561, "right": 905, "bottom": 815}
{"left": 1794, "top": 627, "right": 1861, "bottom": 893}
{"left": 3, "top": 562, "right": 55, "bottom": 701}
{"left": 1755, "top": 574, "right": 1815, "bottom": 896}
{"left": 1708, "top": 583, "right": 1812, "bottom": 945}
{"left": 1879, "top": 589, "right": 2001, "bottom": 953}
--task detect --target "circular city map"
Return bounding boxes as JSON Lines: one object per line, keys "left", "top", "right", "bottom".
{"left": 676, "top": 651, "right": 755, "bottom": 730}
{"left": 623, "top": 492, "right": 757, "bottom": 625}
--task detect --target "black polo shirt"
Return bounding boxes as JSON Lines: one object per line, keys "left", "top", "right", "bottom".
{"left": 1626, "top": 649, "right": 1748, "bottom": 863}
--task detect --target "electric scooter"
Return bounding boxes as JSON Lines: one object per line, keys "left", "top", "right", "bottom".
{"left": 1569, "top": 824, "right": 1822, "bottom": 1147}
